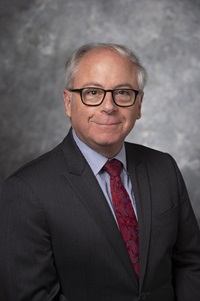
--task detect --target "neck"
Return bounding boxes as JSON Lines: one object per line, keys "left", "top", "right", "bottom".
{"left": 94, "top": 144, "right": 122, "bottom": 159}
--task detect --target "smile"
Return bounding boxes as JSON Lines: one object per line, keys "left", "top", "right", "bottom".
{"left": 91, "top": 121, "right": 122, "bottom": 126}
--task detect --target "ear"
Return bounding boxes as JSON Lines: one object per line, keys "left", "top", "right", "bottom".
{"left": 137, "top": 92, "right": 144, "bottom": 120}
{"left": 63, "top": 89, "right": 72, "bottom": 118}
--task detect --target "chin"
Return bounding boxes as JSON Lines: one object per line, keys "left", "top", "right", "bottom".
{"left": 95, "top": 136, "right": 122, "bottom": 147}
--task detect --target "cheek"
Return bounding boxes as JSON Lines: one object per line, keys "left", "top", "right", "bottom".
{"left": 70, "top": 104, "right": 95, "bottom": 125}
{"left": 125, "top": 111, "right": 137, "bottom": 125}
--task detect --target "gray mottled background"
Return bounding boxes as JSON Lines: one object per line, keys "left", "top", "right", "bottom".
{"left": 0, "top": 0, "right": 200, "bottom": 224}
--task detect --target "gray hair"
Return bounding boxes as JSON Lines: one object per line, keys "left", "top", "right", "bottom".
{"left": 64, "top": 43, "right": 148, "bottom": 90}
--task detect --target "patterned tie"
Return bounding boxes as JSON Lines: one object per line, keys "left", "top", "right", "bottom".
{"left": 103, "top": 159, "right": 139, "bottom": 278}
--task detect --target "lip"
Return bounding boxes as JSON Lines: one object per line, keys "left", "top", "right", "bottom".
{"left": 90, "top": 122, "right": 122, "bottom": 132}
{"left": 91, "top": 120, "right": 122, "bottom": 126}
{"left": 92, "top": 123, "right": 122, "bottom": 129}
{"left": 95, "top": 123, "right": 120, "bottom": 126}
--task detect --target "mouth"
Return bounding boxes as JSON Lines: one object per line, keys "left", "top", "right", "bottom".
{"left": 92, "top": 122, "right": 121, "bottom": 128}
{"left": 91, "top": 120, "right": 122, "bottom": 126}
{"left": 90, "top": 121, "right": 122, "bottom": 132}
{"left": 96, "top": 122, "right": 119, "bottom": 125}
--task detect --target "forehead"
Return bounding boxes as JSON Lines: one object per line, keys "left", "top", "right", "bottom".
{"left": 78, "top": 48, "right": 132, "bottom": 68}
{"left": 73, "top": 48, "right": 138, "bottom": 87}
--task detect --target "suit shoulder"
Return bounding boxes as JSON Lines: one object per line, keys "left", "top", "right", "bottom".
{"left": 7, "top": 140, "right": 66, "bottom": 183}
{"left": 125, "top": 141, "right": 169, "bottom": 158}
{"left": 125, "top": 141, "right": 178, "bottom": 170}
{"left": 125, "top": 142, "right": 183, "bottom": 188}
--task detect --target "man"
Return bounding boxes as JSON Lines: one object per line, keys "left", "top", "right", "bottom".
{"left": 0, "top": 43, "right": 200, "bottom": 301}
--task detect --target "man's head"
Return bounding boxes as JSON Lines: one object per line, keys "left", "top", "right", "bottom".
{"left": 63, "top": 43, "right": 147, "bottom": 158}
{"left": 64, "top": 43, "right": 147, "bottom": 90}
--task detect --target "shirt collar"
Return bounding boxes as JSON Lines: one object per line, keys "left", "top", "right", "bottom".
{"left": 72, "top": 129, "right": 127, "bottom": 175}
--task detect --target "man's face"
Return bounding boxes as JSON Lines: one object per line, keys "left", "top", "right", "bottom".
{"left": 63, "top": 48, "right": 143, "bottom": 158}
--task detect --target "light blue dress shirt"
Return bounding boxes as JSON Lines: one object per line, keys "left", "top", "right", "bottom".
{"left": 72, "top": 130, "right": 138, "bottom": 223}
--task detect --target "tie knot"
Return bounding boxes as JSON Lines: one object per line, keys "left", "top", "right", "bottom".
{"left": 103, "top": 159, "right": 122, "bottom": 177}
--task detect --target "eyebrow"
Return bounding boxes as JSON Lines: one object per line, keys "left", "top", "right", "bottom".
{"left": 81, "top": 82, "right": 103, "bottom": 88}
{"left": 81, "top": 82, "right": 135, "bottom": 89}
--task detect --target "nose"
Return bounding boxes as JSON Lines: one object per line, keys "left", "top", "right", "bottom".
{"left": 101, "top": 91, "right": 117, "bottom": 114}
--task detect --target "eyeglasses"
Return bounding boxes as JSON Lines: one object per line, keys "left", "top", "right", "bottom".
{"left": 68, "top": 87, "right": 141, "bottom": 107}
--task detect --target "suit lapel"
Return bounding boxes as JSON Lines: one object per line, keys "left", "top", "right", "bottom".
{"left": 61, "top": 131, "right": 138, "bottom": 288}
{"left": 126, "top": 145, "right": 152, "bottom": 292}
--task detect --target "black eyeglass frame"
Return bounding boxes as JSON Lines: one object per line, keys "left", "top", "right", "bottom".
{"left": 68, "top": 88, "right": 141, "bottom": 107}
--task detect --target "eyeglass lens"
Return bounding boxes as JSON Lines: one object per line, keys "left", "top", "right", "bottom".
{"left": 82, "top": 88, "right": 136, "bottom": 106}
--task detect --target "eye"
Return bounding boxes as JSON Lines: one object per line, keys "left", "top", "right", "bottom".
{"left": 84, "top": 88, "right": 100, "bottom": 96}
{"left": 88, "top": 89, "right": 97, "bottom": 95}
{"left": 115, "top": 89, "right": 130, "bottom": 96}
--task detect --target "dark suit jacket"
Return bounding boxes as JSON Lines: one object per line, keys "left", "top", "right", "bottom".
{"left": 0, "top": 129, "right": 200, "bottom": 301}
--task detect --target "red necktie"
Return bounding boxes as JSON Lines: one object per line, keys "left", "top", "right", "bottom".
{"left": 103, "top": 159, "right": 139, "bottom": 278}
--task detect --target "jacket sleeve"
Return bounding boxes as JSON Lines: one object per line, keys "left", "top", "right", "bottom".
{"left": 171, "top": 157, "right": 200, "bottom": 300}
{"left": 0, "top": 175, "right": 68, "bottom": 301}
